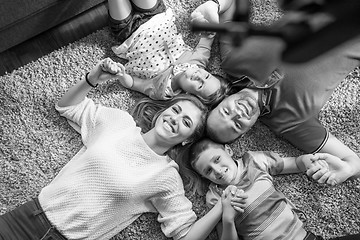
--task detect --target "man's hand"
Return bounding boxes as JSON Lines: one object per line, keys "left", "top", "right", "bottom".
{"left": 306, "top": 153, "right": 353, "bottom": 186}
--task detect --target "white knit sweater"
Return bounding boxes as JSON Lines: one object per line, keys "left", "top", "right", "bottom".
{"left": 38, "top": 98, "right": 196, "bottom": 240}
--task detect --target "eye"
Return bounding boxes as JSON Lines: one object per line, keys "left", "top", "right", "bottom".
{"left": 235, "top": 121, "right": 242, "bottom": 130}
{"left": 214, "top": 156, "right": 220, "bottom": 163}
{"left": 183, "top": 118, "right": 191, "bottom": 128}
{"left": 172, "top": 105, "right": 179, "bottom": 114}
{"left": 223, "top": 108, "right": 230, "bottom": 115}
{"left": 198, "top": 82, "right": 204, "bottom": 90}
{"left": 205, "top": 168, "right": 212, "bottom": 175}
{"left": 205, "top": 73, "right": 210, "bottom": 80}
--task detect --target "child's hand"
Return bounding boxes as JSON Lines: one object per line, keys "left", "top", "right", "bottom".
{"left": 221, "top": 185, "right": 247, "bottom": 213}
{"left": 87, "top": 58, "right": 121, "bottom": 86}
{"left": 101, "top": 58, "right": 124, "bottom": 75}
{"left": 100, "top": 58, "right": 133, "bottom": 88}
{"left": 190, "top": 1, "right": 219, "bottom": 25}
{"left": 306, "top": 153, "right": 353, "bottom": 186}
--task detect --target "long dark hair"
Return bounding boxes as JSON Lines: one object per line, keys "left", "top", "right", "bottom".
{"left": 199, "top": 74, "right": 231, "bottom": 107}
{"left": 131, "top": 93, "right": 209, "bottom": 154}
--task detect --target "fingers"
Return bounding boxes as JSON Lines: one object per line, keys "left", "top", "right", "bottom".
{"left": 317, "top": 171, "right": 331, "bottom": 184}
{"left": 326, "top": 174, "right": 338, "bottom": 186}
{"left": 230, "top": 202, "right": 246, "bottom": 213}
{"left": 100, "top": 58, "right": 122, "bottom": 75}
{"left": 308, "top": 165, "right": 328, "bottom": 181}
{"left": 223, "top": 185, "right": 237, "bottom": 197}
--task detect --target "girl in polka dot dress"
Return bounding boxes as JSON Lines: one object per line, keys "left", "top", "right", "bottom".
{"left": 107, "top": 0, "right": 229, "bottom": 105}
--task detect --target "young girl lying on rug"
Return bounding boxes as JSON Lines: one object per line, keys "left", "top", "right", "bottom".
{"left": 0, "top": 59, "right": 247, "bottom": 240}
{"left": 107, "top": 0, "right": 229, "bottom": 105}
{"left": 182, "top": 138, "right": 360, "bottom": 240}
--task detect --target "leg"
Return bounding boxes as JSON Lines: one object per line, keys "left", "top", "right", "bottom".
{"left": 132, "top": 0, "right": 158, "bottom": 10}
{"left": 108, "top": 0, "right": 166, "bottom": 43}
{"left": 329, "top": 234, "right": 360, "bottom": 240}
{"left": 108, "top": 0, "right": 132, "bottom": 21}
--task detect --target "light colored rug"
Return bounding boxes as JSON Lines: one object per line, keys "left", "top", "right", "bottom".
{"left": 1, "top": 0, "right": 359, "bottom": 239}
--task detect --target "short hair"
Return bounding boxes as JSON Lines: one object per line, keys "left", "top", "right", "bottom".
{"left": 177, "top": 138, "right": 224, "bottom": 196}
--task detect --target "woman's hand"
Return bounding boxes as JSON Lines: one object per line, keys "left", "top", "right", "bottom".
{"left": 87, "top": 58, "right": 122, "bottom": 86}
{"left": 221, "top": 185, "right": 247, "bottom": 222}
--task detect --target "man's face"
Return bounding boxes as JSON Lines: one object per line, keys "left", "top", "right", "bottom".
{"left": 206, "top": 90, "right": 261, "bottom": 143}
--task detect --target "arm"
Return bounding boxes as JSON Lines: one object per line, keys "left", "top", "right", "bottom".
{"left": 219, "top": 187, "right": 243, "bottom": 240}
{"left": 181, "top": 186, "right": 246, "bottom": 240}
{"left": 179, "top": 200, "right": 222, "bottom": 240}
{"left": 58, "top": 58, "right": 119, "bottom": 107}
{"left": 304, "top": 133, "right": 360, "bottom": 185}
{"left": 318, "top": 133, "right": 360, "bottom": 180}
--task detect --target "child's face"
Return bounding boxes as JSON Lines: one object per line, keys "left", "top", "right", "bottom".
{"left": 178, "top": 67, "right": 220, "bottom": 100}
{"left": 194, "top": 145, "right": 238, "bottom": 186}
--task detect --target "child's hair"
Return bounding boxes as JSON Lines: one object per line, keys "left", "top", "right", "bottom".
{"left": 177, "top": 138, "right": 224, "bottom": 195}
{"left": 131, "top": 93, "right": 209, "bottom": 153}
{"left": 198, "top": 74, "right": 230, "bottom": 107}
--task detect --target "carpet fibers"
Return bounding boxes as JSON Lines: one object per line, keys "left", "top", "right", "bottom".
{"left": 1, "top": 0, "right": 359, "bottom": 239}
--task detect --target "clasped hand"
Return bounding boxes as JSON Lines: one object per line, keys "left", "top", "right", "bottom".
{"left": 221, "top": 185, "right": 247, "bottom": 222}
{"left": 87, "top": 58, "right": 128, "bottom": 86}
{"left": 301, "top": 153, "right": 353, "bottom": 186}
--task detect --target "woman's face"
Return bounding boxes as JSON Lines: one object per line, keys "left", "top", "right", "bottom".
{"left": 178, "top": 67, "right": 220, "bottom": 100}
{"left": 154, "top": 100, "right": 203, "bottom": 145}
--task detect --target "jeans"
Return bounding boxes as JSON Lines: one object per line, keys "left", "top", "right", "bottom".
{"left": 0, "top": 198, "right": 66, "bottom": 240}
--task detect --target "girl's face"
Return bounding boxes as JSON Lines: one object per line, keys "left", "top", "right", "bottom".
{"left": 194, "top": 146, "right": 238, "bottom": 186}
{"left": 154, "top": 100, "right": 202, "bottom": 146}
{"left": 178, "top": 67, "right": 220, "bottom": 100}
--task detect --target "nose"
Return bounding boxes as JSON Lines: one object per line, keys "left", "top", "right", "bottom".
{"left": 214, "top": 167, "right": 222, "bottom": 178}
{"left": 170, "top": 115, "right": 179, "bottom": 125}
{"left": 192, "top": 71, "right": 202, "bottom": 81}
{"left": 231, "top": 112, "right": 242, "bottom": 120}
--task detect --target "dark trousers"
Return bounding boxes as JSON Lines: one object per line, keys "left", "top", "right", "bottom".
{"left": 305, "top": 231, "right": 360, "bottom": 240}
{"left": 0, "top": 198, "right": 66, "bottom": 240}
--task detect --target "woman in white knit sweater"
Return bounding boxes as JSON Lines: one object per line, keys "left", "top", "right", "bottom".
{"left": 0, "top": 58, "right": 247, "bottom": 240}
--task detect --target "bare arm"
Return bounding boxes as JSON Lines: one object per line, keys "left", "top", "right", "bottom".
{"left": 179, "top": 201, "right": 222, "bottom": 240}
{"left": 58, "top": 58, "right": 119, "bottom": 107}
{"left": 305, "top": 133, "right": 360, "bottom": 185}
{"left": 319, "top": 133, "right": 360, "bottom": 179}
{"left": 181, "top": 186, "right": 247, "bottom": 240}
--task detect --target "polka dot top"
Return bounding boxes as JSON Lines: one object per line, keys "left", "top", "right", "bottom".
{"left": 112, "top": 8, "right": 212, "bottom": 100}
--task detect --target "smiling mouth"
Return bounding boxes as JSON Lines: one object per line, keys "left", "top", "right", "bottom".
{"left": 235, "top": 100, "right": 253, "bottom": 118}
{"left": 163, "top": 120, "right": 175, "bottom": 133}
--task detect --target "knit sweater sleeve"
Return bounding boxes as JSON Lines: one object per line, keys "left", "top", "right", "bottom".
{"left": 55, "top": 97, "right": 134, "bottom": 146}
{"left": 150, "top": 169, "right": 197, "bottom": 240}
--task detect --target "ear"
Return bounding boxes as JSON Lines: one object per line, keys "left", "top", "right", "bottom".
{"left": 224, "top": 144, "right": 234, "bottom": 157}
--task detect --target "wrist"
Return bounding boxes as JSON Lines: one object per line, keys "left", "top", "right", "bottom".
{"left": 85, "top": 72, "right": 98, "bottom": 88}
{"left": 222, "top": 216, "right": 235, "bottom": 227}
{"left": 295, "top": 156, "right": 307, "bottom": 172}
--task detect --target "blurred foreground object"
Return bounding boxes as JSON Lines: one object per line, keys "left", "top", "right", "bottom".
{"left": 191, "top": 0, "right": 360, "bottom": 63}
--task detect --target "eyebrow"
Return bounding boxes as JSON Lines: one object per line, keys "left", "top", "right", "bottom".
{"left": 202, "top": 156, "right": 216, "bottom": 175}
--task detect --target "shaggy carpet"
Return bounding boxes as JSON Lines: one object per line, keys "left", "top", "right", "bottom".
{"left": 1, "top": 0, "right": 359, "bottom": 239}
